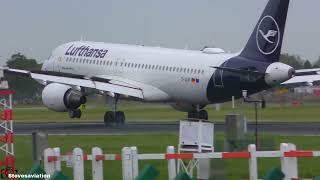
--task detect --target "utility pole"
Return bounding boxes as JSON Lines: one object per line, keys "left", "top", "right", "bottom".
{"left": 242, "top": 90, "right": 265, "bottom": 150}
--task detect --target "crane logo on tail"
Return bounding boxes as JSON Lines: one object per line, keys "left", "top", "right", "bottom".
{"left": 259, "top": 30, "right": 278, "bottom": 44}
{"left": 256, "top": 15, "right": 280, "bottom": 55}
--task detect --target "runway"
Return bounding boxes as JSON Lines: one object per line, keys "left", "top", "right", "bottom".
{"left": 12, "top": 121, "right": 320, "bottom": 135}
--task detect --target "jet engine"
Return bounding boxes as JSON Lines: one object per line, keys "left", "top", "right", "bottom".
{"left": 42, "top": 83, "right": 86, "bottom": 112}
{"left": 264, "top": 62, "right": 295, "bottom": 86}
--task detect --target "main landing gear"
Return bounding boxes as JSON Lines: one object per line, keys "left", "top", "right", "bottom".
{"left": 187, "top": 110, "right": 208, "bottom": 120}
{"left": 104, "top": 94, "right": 126, "bottom": 126}
{"left": 69, "top": 109, "right": 82, "bottom": 118}
{"left": 104, "top": 111, "right": 125, "bottom": 126}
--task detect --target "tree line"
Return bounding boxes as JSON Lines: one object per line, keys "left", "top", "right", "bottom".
{"left": 3, "top": 53, "right": 320, "bottom": 103}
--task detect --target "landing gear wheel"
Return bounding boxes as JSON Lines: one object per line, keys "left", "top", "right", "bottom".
{"left": 104, "top": 111, "right": 114, "bottom": 126}
{"left": 188, "top": 112, "right": 196, "bottom": 119}
{"left": 199, "top": 110, "right": 208, "bottom": 120}
{"left": 69, "top": 109, "right": 82, "bottom": 119}
{"left": 187, "top": 110, "right": 208, "bottom": 120}
{"left": 116, "top": 111, "right": 125, "bottom": 125}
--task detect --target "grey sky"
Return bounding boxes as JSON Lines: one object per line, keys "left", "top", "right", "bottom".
{"left": 0, "top": 0, "right": 319, "bottom": 64}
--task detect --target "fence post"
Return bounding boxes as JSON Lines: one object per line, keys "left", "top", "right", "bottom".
{"left": 44, "top": 148, "right": 55, "bottom": 178}
{"left": 167, "top": 146, "right": 177, "bottom": 180}
{"left": 92, "top": 147, "right": 104, "bottom": 180}
{"left": 53, "top": 147, "right": 61, "bottom": 171}
{"left": 280, "top": 143, "right": 298, "bottom": 180}
{"left": 248, "top": 144, "right": 258, "bottom": 180}
{"left": 131, "top": 146, "right": 139, "bottom": 179}
{"left": 73, "top": 147, "right": 85, "bottom": 180}
{"left": 122, "top": 147, "right": 134, "bottom": 180}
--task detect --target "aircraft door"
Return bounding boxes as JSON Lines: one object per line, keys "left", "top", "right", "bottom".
{"left": 214, "top": 69, "right": 224, "bottom": 87}
{"left": 213, "top": 61, "right": 229, "bottom": 88}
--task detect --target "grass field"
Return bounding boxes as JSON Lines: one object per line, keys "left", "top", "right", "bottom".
{"left": 13, "top": 102, "right": 320, "bottom": 122}
{"left": 13, "top": 134, "right": 320, "bottom": 179}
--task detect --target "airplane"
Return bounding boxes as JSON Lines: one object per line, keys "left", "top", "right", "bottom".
{"left": 3, "top": 0, "right": 320, "bottom": 126}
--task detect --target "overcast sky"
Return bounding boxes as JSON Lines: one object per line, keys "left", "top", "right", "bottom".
{"left": 0, "top": 0, "right": 319, "bottom": 64}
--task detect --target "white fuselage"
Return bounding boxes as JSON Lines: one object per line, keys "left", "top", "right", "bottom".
{"left": 42, "top": 41, "right": 236, "bottom": 105}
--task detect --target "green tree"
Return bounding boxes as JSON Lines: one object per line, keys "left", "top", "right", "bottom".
{"left": 6, "top": 53, "right": 42, "bottom": 101}
{"left": 314, "top": 56, "right": 320, "bottom": 68}
{"left": 280, "top": 54, "right": 304, "bottom": 69}
{"left": 303, "top": 60, "right": 312, "bottom": 69}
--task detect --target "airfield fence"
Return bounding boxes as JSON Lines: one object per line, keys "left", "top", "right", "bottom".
{"left": 44, "top": 143, "right": 320, "bottom": 180}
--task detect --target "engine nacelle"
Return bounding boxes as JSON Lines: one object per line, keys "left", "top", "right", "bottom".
{"left": 264, "top": 62, "right": 295, "bottom": 86}
{"left": 42, "top": 83, "right": 86, "bottom": 112}
{"left": 171, "top": 102, "right": 206, "bottom": 112}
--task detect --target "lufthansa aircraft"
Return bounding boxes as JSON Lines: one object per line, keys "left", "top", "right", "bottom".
{"left": 3, "top": 0, "right": 320, "bottom": 125}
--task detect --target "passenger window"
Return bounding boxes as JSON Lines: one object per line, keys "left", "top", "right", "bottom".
{"left": 187, "top": 69, "right": 190, "bottom": 73}
{"left": 201, "top": 70, "right": 204, "bottom": 74}
{"left": 110, "top": 61, "right": 113, "bottom": 66}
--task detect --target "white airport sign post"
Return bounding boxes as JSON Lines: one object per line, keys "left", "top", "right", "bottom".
{"left": 178, "top": 119, "right": 214, "bottom": 179}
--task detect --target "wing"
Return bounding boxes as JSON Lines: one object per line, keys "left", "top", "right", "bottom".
{"left": 281, "top": 68, "right": 320, "bottom": 88}
{"left": 294, "top": 68, "right": 320, "bottom": 76}
{"left": 2, "top": 67, "right": 144, "bottom": 99}
{"left": 281, "top": 75, "right": 320, "bottom": 88}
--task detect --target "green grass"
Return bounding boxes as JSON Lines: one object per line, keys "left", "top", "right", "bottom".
{"left": 12, "top": 102, "right": 320, "bottom": 122}
{"left": 12, "top": 134, "right": 320, "bottom": 180}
